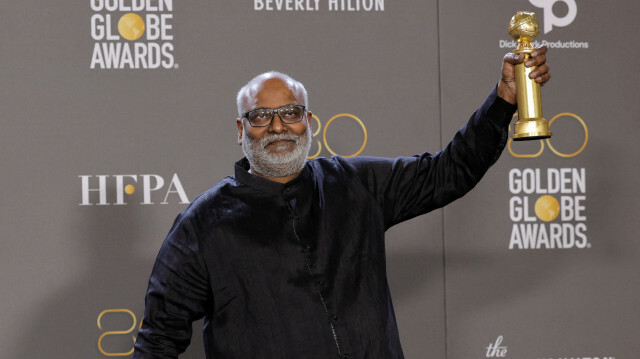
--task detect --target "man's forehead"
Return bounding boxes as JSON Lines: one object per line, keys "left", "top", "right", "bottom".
{"left": 246, "top": 78, "right": 302, "bottom": 109}
{"left": 257, "top": 79, "right": 298, "bottom": 99}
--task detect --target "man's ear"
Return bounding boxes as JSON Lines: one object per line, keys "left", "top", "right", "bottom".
{"left": 236, "top": 119, "right": 243, "bottom": 145}
{"left": 306, "top": 111, "right": 313, "bottom": 131}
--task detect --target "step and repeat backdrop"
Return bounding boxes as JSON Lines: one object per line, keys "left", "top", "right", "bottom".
{"left": 1, "top": 0, "right": 638, "bottom": 358}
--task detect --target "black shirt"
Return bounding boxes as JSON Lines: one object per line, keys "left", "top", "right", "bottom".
{"left": 133, "top": 88, "right": 516, "bottom": 359}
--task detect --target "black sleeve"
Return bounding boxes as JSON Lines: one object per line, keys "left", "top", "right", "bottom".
{"left": 345, "top": 87, "right": 517, "bottom": 228}
{"left": 133, "top": 213, "right": 210, "bottom": 358}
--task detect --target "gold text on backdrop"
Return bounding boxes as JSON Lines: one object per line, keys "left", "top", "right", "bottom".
{"left": 97, "top": 309, "right": 143, "bottom": 356}
{"left": 307, "top": 113, "right": 367, "bottom": 159}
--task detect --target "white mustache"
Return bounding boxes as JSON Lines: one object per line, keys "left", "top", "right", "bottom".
{"left": 260, "top": 133, "right": 299, "bottom": 148}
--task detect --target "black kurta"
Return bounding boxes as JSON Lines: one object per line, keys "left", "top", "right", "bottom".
{"left": 134, "top": 88, "right": 517, "bottom": 359}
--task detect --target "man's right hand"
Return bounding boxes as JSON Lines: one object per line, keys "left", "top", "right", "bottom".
{"left": 497, "top": 45, "right": 550, "bottom": 105}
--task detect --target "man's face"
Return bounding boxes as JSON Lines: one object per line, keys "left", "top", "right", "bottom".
{"left": 237, "top": 78, "right": 313, "bottom": 178}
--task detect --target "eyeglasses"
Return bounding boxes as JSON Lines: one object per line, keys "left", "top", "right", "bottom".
{"left": 243, "top": 105, "right": 306, "bottom": 127}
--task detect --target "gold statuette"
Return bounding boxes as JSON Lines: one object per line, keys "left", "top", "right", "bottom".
{"left": 509, "top": 11, "right": 551, "bottom": 140}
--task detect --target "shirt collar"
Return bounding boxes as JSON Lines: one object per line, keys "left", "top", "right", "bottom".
{"left": 234, "top": 157, "right": 313, "bottom": 195}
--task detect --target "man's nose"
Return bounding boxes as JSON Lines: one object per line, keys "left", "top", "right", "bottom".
{"left": 268, "top": 113, "right": 287, "bottom": 133}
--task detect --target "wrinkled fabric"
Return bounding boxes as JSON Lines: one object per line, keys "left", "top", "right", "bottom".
{"left": 134, "top": 88, "right": 517, "bottom": 359}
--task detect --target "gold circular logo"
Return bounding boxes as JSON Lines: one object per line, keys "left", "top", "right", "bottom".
{"left": 322, "top": 114, "right": 367, "bottom": 158}
{"left": 534, "top": 195, "right": 560, "bottom": 222}
{"left": 508, "top": 112, "right": 588, "bottom": 158}
{"left": 545, "top": 112, "right": 588, "bottom": 158}
{"left": 124, "top": 184, "right": 135, "bottom": 195}
{"left": 118, "top": 13, "right": 145, "bottom": 41}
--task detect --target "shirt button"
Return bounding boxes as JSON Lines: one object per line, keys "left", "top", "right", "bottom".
{"left": 331, "top": 315, "right": 338, "bottom": 321}
{"left": 343, "top": 354, "right": 351, "bottom": 359}
{"left": 317, "top": 280, "right": 325, "bottom": 286}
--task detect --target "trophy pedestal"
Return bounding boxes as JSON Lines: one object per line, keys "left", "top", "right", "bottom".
{"left": 512, "top": 118, "right": 552, "bottom": 141}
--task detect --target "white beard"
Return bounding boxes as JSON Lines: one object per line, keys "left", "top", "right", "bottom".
{"left": 241, "top": 124, "right": 312, "bottom": 178}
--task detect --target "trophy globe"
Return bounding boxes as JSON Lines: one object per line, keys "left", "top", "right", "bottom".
{"left": 509, "top": 12, "right": 539, "bottom": 54}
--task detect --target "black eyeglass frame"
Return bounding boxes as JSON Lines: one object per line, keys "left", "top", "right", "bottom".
{"left": 242, "top": 105, "right": 307, "bottom": 127}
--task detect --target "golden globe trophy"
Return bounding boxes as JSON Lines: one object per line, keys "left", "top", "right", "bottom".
{"left": 509, "top": 11, "right": 551, "bottom": 140}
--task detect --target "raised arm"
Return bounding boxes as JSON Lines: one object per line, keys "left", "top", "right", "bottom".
{"left": 347, "top": 47, "right": 550, "bottom": 227}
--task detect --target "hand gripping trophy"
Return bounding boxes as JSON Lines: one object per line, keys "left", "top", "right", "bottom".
{"left": 509, "top": 11, "right": 552, "bottom": 140}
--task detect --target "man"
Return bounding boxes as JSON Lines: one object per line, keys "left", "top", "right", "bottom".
{"left": 134, "top": 48, "right": 550, "bottom": 358}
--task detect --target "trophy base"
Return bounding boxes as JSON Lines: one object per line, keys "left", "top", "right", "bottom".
{"left": 512, "top": 133, "right": 552, "bottom": 141}
{"left": 512, "top": 118, "right": 552, "bottom": 141}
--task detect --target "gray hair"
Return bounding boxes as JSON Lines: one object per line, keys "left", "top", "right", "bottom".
{"left": 236, "top": 71, "right": 309, "bottom": 117}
